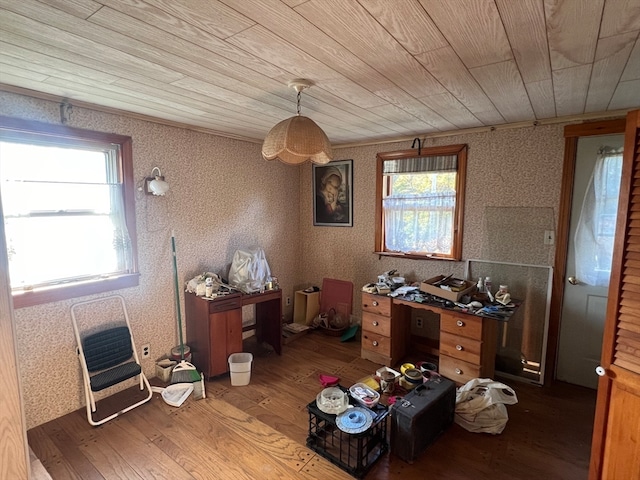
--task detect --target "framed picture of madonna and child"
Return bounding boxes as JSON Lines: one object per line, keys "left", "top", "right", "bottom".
{"left": 313, "top": 159, "right": 353, "bottom": 227}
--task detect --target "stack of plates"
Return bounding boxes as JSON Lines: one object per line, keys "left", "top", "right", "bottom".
{"left": 335, "top": 407, "right": 374, "bottom": 434}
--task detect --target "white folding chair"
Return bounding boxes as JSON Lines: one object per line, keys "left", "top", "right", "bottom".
{"left": 71, "top": 295, "right": 152, "bottom": 426}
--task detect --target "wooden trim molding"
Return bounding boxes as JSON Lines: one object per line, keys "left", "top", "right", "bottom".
{"left": 545, "top": 118, "right": 626, "bottom": 386}
{"left": 11, "top": 274, "right": 140, "bottom": 309}
{"left": 0, "top": 116, "right": 140, "bottom": 308}
{"left": 0, "top": 208, "right": 29, "bottom": 480}
{"left": 563, "top": 119, "right": 627, "bottom": 138}
{"left": 374, "top": 144, "right": 467, "bottom": 260}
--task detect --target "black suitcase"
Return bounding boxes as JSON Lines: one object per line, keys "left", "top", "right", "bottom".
{"left": 390, "top": 376, "right": 456, "bottom": 463}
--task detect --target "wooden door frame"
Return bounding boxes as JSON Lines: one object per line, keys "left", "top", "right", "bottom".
{"left": 589, "top": 110, "right": 640, "bottom": 479}
{"left": 545, "top": 118, "right": 627, "bottom": 386}
{"left": 1, "top": 201, "right": 30, "bottom": 477}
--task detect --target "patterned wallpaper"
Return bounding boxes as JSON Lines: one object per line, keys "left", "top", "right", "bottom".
{"left": 1, "top": 91, "right": 301, "bottom": 428}
{"left": 298, "top": 126, "right": 565, "bottom": 314}
{"left": 2, "top": 90, "right": 567, "bottom": 428}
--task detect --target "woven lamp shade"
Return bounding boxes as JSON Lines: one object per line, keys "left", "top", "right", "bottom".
{"left": 262, "top": 115, "right": 333, "bottom": 165}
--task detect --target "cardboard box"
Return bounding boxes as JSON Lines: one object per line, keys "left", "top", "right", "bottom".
{"left": 155, "top": 356, "right": 177, "bottom": 383}
{"left": 293, "top": 290, "right": 320, "bottom": 325}
{"left": 420, "top": 275, "right": 476, "bottom": 302}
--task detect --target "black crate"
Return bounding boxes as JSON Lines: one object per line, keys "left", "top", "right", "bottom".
{"left": 307, "top": 390, "right": 388, "bottom": 479}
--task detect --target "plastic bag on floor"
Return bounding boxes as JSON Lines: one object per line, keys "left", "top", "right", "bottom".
{"left": 228, "top": 248, "right": 272, "bottom": 294}
{"left": 454, "top": 378, "right": 518, "bottom": 434}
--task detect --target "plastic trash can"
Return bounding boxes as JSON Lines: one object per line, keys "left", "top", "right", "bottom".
{"left": 228, "top": 352, "right": 253, "bottom": 386}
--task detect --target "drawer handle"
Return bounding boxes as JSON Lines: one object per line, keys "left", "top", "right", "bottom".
{"left": 372, "top": 321, "right": 379, "bottom": 326}
{"left": 455, "top": 368, "right": 462, "bottom": 375}
{"left": 372, "top": 301, "right": 379, "bottom": 307}
{"left": 456, "top": 344, "right": 463, "bottom": 351}
{"left": 372, "top": 341, "right": 379, "bottom": 347}
{"left": 456, "top": 320, "right": 464, "bottom": 327}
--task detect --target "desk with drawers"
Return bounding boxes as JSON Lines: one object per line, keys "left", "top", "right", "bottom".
{"left": 185, "top": 290, "right": 282, "bottom": 379}
{"left": 361, "top": 292, "right": 501, "bottom": 385}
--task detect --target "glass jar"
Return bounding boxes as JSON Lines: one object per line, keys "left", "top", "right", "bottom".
{"left": 495, "top": 285, "right": 510, "bottom": 304}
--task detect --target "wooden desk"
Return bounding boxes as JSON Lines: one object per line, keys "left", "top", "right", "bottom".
{"left": 241, "top": 289, "right": 282, "bottom": 356}
{"left": 361, "top": 293, "right": 500, "bottom": 385}
{"left": 185, "top": 290, "right": 282, "bottom": 379}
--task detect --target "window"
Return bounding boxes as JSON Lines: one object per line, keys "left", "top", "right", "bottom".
{"left": 375, "top": 144, "right": 467, "bottom": 260}
{"left": 574, "top": 147, "right": 623, "bottom": 286}
{"left": 0, "top": 116, "right": 139, "bottom": 308}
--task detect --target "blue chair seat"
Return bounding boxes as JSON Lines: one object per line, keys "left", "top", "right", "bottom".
{"left": 89, "top": 361, "right": 142, "bottom": 392}
{"left": 71, "top": 295, "right": 153, "bottom": 426}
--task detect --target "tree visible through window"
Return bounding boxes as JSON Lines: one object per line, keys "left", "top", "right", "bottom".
{"left": 0, "top": 116, "right": 139, "bottom": 308}
{"left": 375, "top": 144, "right": 467, "bottom": 260}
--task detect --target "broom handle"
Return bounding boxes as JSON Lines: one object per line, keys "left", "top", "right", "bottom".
{"left": 171, "top": 231, "right": 185, "bottom": 360}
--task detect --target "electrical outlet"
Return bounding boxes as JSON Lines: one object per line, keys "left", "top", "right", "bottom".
{"left": 141, "top": 344, "right": 150, "bottom": 358}
{"left": 416, "top": 317, "right": 423, "bottom": 328}
{"left": 286, "top": 296, "right": 291, "bottom": 306}
{"left": 544, "top": 230, "right": 555, "bottom": 245}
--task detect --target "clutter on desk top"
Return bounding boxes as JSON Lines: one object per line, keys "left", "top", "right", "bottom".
{"left": 361, "top": 270, "right": 518, "bottom": 320}
{"left": 186, "top": 268, "right": 281, "bottom": 301}
{"left": 185, "top": 272, "right": 238, "bottom": 298}
{"left": 361, "top": 269, "right": 419, "bottom": 296}
{"left": 420, "top": 275, "right": 476, "bottom": 302}
{"left": 186, "top": 247, "right": 280, "bottom": 297}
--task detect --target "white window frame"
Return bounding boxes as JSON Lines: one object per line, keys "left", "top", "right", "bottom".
{"left": 0, "top": 116, "right": 139, "bottom": 308}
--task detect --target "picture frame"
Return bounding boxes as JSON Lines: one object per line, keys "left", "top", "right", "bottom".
{"left": 313, "top": 159, "right": 353, "bottom": 227}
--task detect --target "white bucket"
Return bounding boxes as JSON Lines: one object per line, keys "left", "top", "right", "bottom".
{"left": 228, "top": 352, "right": 253, "bottom": 386}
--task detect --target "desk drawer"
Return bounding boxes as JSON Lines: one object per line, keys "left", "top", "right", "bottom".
{"left": 362, "top": 312, "right": 391, "bottom": 336}
{"left": 439, "top": 354, "right": 480, "bottom": 385}
{"left": 361, "top": 331, "right": 391, "bottom": 357}
{"left": 208, "top": 295, "right": 243, "bottom": 313}
{"left": 440, "top": 313, "right": 482, "bottom": 340}
{"left": 362, "top": 293, "right": 391, "bottom": 316}
{"left": 440, "top": 331, "right": 481, "bottom": 365}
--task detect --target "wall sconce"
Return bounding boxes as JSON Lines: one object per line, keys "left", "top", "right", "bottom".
{"left": 144, "top": 167, "right": 170, "bottom": 196}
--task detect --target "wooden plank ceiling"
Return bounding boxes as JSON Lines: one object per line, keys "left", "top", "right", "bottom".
{"left": 0, "top": 0, "right": 638, "bottom": 146}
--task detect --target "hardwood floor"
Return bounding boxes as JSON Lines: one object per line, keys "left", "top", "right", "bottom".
{"left": 28, "top": 330, "right": 596, "bottom": 479}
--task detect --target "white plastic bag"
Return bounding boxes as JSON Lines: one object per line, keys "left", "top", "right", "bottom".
{"left": 454, "top": 378, "right": 518, "bottom": 434}
{"left": 228, "top": 248, "right": 272, "bottom": 293}
{"left": 185, "top": 272, "right": 222, "bottom": 296}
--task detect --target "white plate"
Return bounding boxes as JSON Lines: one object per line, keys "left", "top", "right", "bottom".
{"left": 336, "top": 407, "right": 374, "bottom": 434}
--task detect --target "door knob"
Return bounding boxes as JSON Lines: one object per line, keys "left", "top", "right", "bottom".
{"left": 568, "top": 276, "right": 578, "bottom": 285}
{"left": 596, "top": 366, "right": 606, "bottom": 377}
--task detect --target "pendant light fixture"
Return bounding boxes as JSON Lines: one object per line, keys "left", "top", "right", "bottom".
{"left": 262, "top": 79, "right": 333, "bottom": 165}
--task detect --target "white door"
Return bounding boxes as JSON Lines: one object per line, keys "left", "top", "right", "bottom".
{"left": 557, "top": 134, "right": 624, "bottom": 389}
